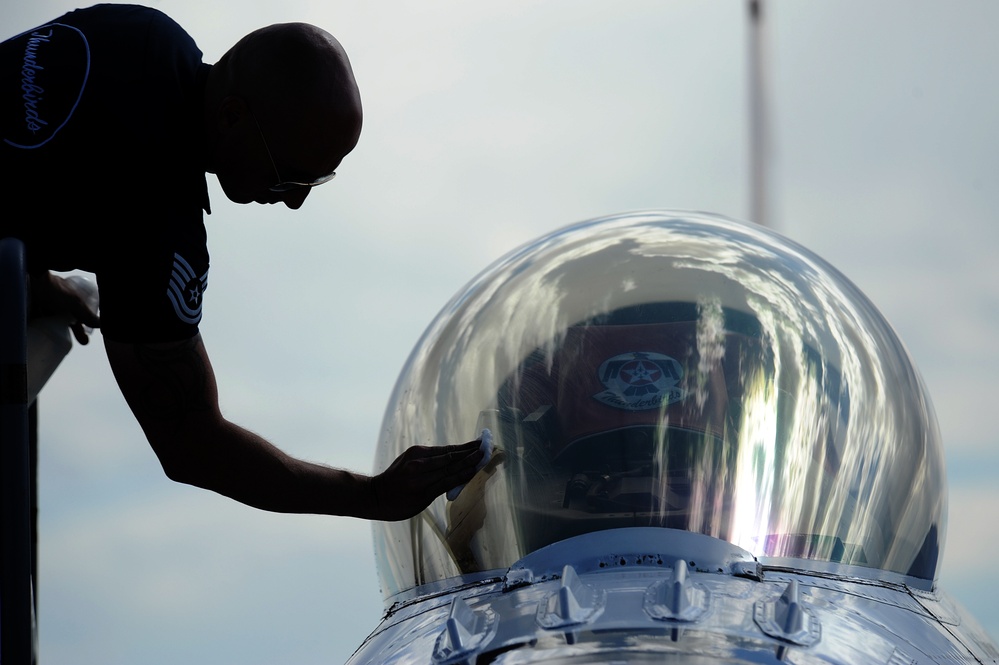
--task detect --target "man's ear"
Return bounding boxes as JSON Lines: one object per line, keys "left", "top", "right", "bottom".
{"left": 217, "top": 95, "right": 248, "bottom": 131}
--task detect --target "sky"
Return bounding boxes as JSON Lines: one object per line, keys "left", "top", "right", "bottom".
{"left": 5, "top": 1, "right": 999, "bottom": 663}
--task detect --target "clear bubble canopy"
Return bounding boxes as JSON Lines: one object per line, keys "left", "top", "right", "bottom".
{"left": 372, "top": 211, "right": 946, "bottom": 601}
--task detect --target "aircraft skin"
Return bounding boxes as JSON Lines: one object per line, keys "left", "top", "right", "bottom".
{"left": 347, "top": 528, "right": 999, "bottom": 664}
{"left": 347, "top": 211, "right": 999, "bottom": 665}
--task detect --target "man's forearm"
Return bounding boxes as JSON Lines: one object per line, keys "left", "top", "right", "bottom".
{"left": 106, "top": 335, "right": 482, "bottom": 523}
{"left": 106, "top": 335, "right": 379, "bottom": 518}
{"left": 153, "top": 418, "right": 380, "bottom": 518}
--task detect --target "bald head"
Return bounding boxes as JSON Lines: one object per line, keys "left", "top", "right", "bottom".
{"left": 205, "top": 23, "right": 362, "bottom": 208}
{"left": 222, "top": 23, "right": 360, "bottom": 129}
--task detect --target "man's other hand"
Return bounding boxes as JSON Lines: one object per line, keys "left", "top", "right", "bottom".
{"left": 370, "top": 441, "right": 484, "bottom": 521}
{"left": 31, "top": 272, "right": 101, "bottom": 344}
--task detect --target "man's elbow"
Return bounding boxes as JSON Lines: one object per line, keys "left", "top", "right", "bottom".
{"left": 143, "top": 427, "right": 219, "bottom": 489}
{"left": 157, "top": 453, "right": 201, "bottom": 486}
{"left": 152, "top": 445, "right": 210, "bottom": 488}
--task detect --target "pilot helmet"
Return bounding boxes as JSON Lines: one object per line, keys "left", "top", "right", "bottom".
{"left": 493, "top": 302, "right": 771, "bottom": 555}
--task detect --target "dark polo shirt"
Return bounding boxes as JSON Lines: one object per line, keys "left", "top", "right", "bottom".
{"left": 1, "top": 4, "right": 211, "bottom": 342}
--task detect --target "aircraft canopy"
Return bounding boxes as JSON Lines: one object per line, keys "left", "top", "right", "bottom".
{"left": 372, "top": 211, "right": 946, "bottom": 601}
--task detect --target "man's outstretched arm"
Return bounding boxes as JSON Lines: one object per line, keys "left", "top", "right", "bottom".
{"left": 104, "top": 334, "right": 482, "bottom": 520}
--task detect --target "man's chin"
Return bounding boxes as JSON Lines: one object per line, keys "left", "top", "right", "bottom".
{"left": 225, "top": 192, "right": 275, "bottom": 205}
{"left": 220, "top": 189, "right": 254, "bottom": 205}
{"left": 217, "top": 180, "right": 258, "bottom": 205}
{"left": 218, "top": 181, "right": 280, "bottom": 205}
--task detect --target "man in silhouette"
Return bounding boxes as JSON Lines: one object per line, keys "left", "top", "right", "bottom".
{"left": 1, "top": 5, "right": 481, "bottom": 521}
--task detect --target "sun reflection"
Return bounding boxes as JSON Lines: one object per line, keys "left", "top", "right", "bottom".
{"left": 729, "top": 346, "right": 779, "bottom": 554}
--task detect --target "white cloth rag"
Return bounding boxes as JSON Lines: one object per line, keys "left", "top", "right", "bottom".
{"left": 446, "top": 428, "right": 493, "bottom": 501}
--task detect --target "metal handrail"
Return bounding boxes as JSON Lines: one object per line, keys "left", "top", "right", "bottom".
{"left": 1, "top": 236, "right": 36, "bottom": 664}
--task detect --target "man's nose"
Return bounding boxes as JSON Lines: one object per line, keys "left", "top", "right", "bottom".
{"left": 283, "top": 187, "right": 310, "bottom": 210}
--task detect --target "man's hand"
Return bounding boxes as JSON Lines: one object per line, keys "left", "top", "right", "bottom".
{"left": 30, "top": 271, "right": 101, "bottom": 344}
{"left": 370, "top": 442, "right": 485, "bottom": 521}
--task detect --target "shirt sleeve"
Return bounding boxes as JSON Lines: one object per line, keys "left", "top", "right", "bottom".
{"left": 97, "top": 221, "right": 209, "bottom": 343}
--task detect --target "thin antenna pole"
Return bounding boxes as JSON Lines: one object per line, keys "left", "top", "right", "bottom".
{"left": 747, "top": 0, "right": 773, "bottom": 227}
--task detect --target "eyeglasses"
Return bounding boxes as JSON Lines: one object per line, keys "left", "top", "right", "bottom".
{"left": 248, "top": 106, "right": 337, "bottom": 193}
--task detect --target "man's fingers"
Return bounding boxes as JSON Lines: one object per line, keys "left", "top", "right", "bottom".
{"left": 404, "top": 452, "right": 480, "bottom": 496}
{"left": 405, "top": 445, "right": 483, "bottom": 473}
{"left": 449, "top": 439, "right": 485, "bottom": 450}
{"left": 74, "top": 307, "right": 101, "bottom": 328}
{"left": 70, "top": 322, "right": 90, "bottom": 345}
{"left": 400, "top": 441, "right": 478, "bottom": 460}
{"left": 410, "top": 450, "right": 481, "bottom": 488}
{"left": 430, "top": 446, "right": 498, "bottom": 497}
